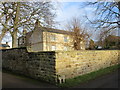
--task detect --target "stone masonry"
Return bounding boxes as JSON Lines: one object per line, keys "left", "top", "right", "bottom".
{"left": 2, "top": 48, "right": 120, "bottom": 84}
{"left": 2, "top": 48, "right": 56, "bottom": 83}
{"left": 55, "top": 50, "right": 120, "bottom": 79}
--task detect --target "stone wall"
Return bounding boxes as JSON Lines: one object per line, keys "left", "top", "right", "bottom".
{"left": 2, "top": 48, "right": 120, "bottom": 84}
{"left": 2, "top": 48, "right": 56, "bottom": 83}
{"left": 55, "top": 50, "right": 120, "bottom": 79}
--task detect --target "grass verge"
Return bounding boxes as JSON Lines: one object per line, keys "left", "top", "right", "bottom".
{"left": 58, "top": 64, "right": 120, "bottom": 88}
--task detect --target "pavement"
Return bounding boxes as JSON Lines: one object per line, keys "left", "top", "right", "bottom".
{"left": 2, "top": 72, "right": 57, "bottom": 88}
{"left": 2, "top": 69, "right": 120, "bottom": 88}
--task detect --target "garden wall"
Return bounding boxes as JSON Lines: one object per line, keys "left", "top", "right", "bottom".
{"left": 2, "top": 48, "right": 56, "bottom": 83}
{"left": 55, "top": 50, "right": 120, "bottom": 79}
{"left": 2, "top": 48, "right": 120, "bottom": 84}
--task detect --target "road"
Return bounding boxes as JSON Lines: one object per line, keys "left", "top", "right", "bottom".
{"left": 2, "top": 69, "right": 120, "bottom": 88}
{"left": 74, "top": 69, "right": 120, "bottom": 88}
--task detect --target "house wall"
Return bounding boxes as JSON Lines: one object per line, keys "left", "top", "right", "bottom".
{"left": 0, "top": 47, "right": 10, "bottom": 49}
{"left": 18, "top": 36, "right": 25, "bottom": 47}
{"left": 27, "top": 28, "right": 43, "bottom": 52}
{"left": 43, "top": 31, "right": 74, "bottom": 51}
{"left": 2, "top": 48, "right": 120, "bottom": 84}
{"left": 0, "top": 47, "right": 5, "bottom": 49}
{"left": 18, "top": 28, "right": 86, "bottom": 52}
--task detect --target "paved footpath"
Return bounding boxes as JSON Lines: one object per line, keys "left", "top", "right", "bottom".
{"left": 2, "top": 69, "right": 120, "bottom": 88}
{"left": 2, "top": 72, "right": 58, "bottom": 88}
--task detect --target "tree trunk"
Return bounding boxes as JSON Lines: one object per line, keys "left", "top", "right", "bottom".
{"left": 0, "top": 29, "right": 7, "bottom": 44}
{"left": 12, "top": 31, "right": 17, "bottom": 48}
{"left": 12, "top": 2, "right": 20, "bottom": 48}
{"left": 118, "top": 2, "right": 120, "bottom": 12}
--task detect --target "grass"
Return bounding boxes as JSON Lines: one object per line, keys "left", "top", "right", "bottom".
{"left": 57, "top": 64, "right": 120, "bottom": 88}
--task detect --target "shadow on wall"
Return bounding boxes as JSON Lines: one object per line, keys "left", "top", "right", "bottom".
{"left": 2, "top": 47, "right": 57, "bottom": 84}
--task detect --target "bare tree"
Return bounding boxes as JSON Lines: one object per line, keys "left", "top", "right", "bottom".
{"left": 84, "top": 1, "right": 120, "bottom": 34}
{"left": 66, "top": 17, "right": 90, "bottom": 50}
{"left": 0, "top": 2, "right": 56, "bottom": 47}
{"left": 97, "top": 28, "right": 110, "bottom": 47}
{"left": 89, "top": 39, "right": 95, "bottom": 50}
{"left": 97, "top": 28, "right": 119, "bottom": 49}
{"left": 0, "top": 3, "right": 13, "bottom": 43}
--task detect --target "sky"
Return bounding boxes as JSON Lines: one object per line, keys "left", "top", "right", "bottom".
{"left": 54, "top": 2, "right": 98, "bottom": 41}
{"left": 54, "top": 2, "right": 95, "bottom": 30}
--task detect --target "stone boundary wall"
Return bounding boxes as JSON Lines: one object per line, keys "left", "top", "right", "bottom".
{"left": 2, "top": 48, "right": 120, "bottom": 84}
{"left": 2, "top": 48, "right": 56, "bottom": 83}
{"left": 55, "top": 50, "right": 120, "bottom": 79}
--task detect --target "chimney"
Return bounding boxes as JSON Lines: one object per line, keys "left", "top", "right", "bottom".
{"left": 35, "top": 19, "right": 42, "bottom": 28}
{"left": 6, "top": 42, "right": 8, "bottom": 45}
{"left": 23, "top": 28, "right": 27, "bottom": 36}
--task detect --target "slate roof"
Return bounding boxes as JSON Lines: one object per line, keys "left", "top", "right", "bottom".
{"left": 0, "top": 44, "right": 10, "bottom": 47}
{"left": 41, "top": 27, "right": 72, "bottom": 35}
{"left": 34, "top": 19, "right": 72, "bottom": 35}
{"left": 19, "top": 27, "right": 72, "bottom": 41}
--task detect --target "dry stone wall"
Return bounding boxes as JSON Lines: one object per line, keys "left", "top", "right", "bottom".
{"left": 2, "top": 48, "right": 120, "bottom": 84}
{"left": 2, "top": 48, "right": 56, "bottom": 83}
{"left": 55, "top": 50, "right": 120, "bottom": 79}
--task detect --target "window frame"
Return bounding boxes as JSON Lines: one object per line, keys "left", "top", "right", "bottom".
{"left": 50, "top": 34, "right": 56, "bottom": 41}
{"left": 64, "top": 36, "right": 68, "bottom": 42}
{"left": 51, "top": 45, "right": 56, "bottom": 51}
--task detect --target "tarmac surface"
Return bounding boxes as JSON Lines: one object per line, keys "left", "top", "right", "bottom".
{"left": 2, "top": 72, "right": 57, "bottom": 88}
{"left": 74, "top": 69, "right": 119, "bottom": 88}
{"left": 2, "top": 69, "right": 120, "bottom": 88}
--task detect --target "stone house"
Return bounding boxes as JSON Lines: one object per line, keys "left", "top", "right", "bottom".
{"left": 0, "top": 42, "right": 10, "bottom": 49}
{"left": 18, "top": 20, "right": 86, "bottom": 52}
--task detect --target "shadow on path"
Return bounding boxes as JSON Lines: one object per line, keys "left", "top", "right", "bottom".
{"left": 2, "top": 72, "right": 58, "bottom": 88}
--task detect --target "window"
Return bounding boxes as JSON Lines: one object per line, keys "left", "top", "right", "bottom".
{"left": 51, "top": 34, "right": 56, "bottom": 41}
{"left": 64, "top": 46, "right": 69, "bottom": 51}
{"left": 51, "top": 45, "right": 56, "bottom": 51}
{"left": 23, "top": 38, "right": 25, "bottom": 44}
{"left": 81, "top": 47, "right": 83, "bottom": 49}
{"left": 80, "top": 41, "right": 83, "bottom": 44}
{"left": 19, "top": 38, "right": 23, "bottom": 45}
{"left": 64, "top": 46, "right": 67, "bottom": 51}
{"left": 64, "top": 36, "right": 68, "bottom": 42}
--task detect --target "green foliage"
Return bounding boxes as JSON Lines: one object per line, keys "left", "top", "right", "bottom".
{"left": 58, "top": 64, "right": 120, "bottom": 88}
